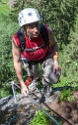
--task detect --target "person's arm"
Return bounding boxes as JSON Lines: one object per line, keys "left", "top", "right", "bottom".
{"left": 47, "top": 27, "right": 59, "bottom": 72}
{"left": 12, "top": 37, "right": 29, "bottom": 95}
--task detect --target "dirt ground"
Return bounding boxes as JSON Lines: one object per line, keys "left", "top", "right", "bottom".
{"left": 46, "top": 90, "right": 78, "bottom": 125}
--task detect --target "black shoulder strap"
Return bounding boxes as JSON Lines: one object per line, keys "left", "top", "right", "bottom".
{"left": 18, "top": 28, "right": 26, "bottom": 51}
{"left": 40, "top": 23, "right": 49, "bottom": 44}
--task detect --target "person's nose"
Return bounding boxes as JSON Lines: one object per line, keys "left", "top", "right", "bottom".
{"left": 34, "top": 27, "right": 38, "bottom": 32}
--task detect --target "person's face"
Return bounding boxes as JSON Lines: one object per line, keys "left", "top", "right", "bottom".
{"left": 24, "top": 22, "right": 40, "bottom": 38}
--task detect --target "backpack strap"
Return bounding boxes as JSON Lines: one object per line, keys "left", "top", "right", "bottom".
{"left": 18, "top": 28, "right": 25, "bottom": 51}
{"left": 40, "top": 23, "right": 49, "bottom": 44}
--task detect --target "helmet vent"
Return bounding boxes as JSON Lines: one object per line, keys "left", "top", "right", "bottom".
{"left": 28, "top": 12, "right": 32, "bottom": 16}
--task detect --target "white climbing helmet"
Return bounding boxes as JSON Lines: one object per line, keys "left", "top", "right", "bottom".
{"left": 18, "top": 8, "right": 41, "bottom": 27}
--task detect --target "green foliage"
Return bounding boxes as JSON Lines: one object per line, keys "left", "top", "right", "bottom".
{"left": 0, "top": 13, "right": 19, "bottom": 97}
{"left": 30, "top": 110, "right": 51, "bottom": 125}
{"left": 59, "top": 89, "right": 75, "bottom": 102}
{"left": 59, "top": 14, "right": 78, "bottom": 88}
{"left": 53, "top": 76, "right": 68, "bottom": 88}
{"left": 0, "top": 0, "right": 10, "bottom": 14}
{"left": 0, "top": 86, "right": 11, "bottom": 98}
{"left": 9, "top": 0, "right": 26, "bottom": 22}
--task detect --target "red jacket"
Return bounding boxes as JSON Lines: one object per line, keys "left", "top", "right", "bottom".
{"left": 13, "top": 33, "right": 51, "bottom": 61}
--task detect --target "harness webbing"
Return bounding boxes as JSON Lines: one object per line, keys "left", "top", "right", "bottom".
{"left": 18, "top": 28, "right": 25, "bottom": 51}
{"left": 24, "top": 44, "right": 47, "bottom": 52}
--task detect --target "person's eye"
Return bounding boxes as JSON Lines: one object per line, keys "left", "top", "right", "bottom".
{"left": 29, "top": 26, "right": 34, "bottom": 29}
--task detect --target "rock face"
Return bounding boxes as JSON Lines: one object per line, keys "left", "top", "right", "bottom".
{"left": 0, "top": 90, "right": 78, "bottom": 125}
{"left": 0, "top": 94, "right": 38, "bottom": 125}
{"left": 0, "top": 91, "right": 60, "bottom": 125}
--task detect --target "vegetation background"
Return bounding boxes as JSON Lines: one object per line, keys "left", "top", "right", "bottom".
{"left": 0, "top": 0, "right": 78, "bottom": 100}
